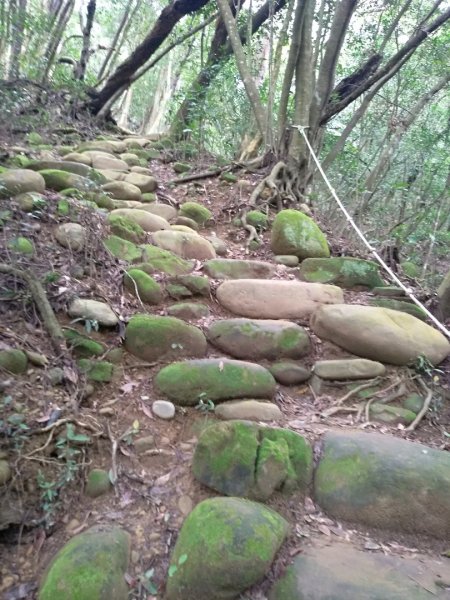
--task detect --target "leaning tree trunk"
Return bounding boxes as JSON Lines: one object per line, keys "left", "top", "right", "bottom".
{"left": 88, "top": 0, "right": 210, "bottom": 115}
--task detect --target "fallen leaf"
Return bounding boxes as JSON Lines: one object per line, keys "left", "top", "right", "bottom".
{"left": 318, "top": 524, "right": 331, "bottom": 536}
{"left": 120, "top": 381, "right": 139, "bottom": 394}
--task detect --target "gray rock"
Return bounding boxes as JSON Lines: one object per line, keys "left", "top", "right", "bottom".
{"left": 274, "top": 255, "right": 299, "bottom": 267}
{"left": 215, "top": 400, "right": 282, "bottom": 421}
{"left": 54, "top": 223, "right": 86, "bottom": 251}
{"left": 313, "top": 358, "right": 386, "bottom": 380}
{"left": 152, "top": 400, "right": 175, "bottom": 420}
{"left": 204, "top": 258, "right": 275, "bottom": 279}
{"left": 269, "top": 362, "right": 311, "bottom": 385}
{"left": 68, "top": 298, "right": 118, "bottom": 327}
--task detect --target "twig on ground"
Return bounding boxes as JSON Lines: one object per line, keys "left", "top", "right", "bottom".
{"left": 405, "top": 378, "right": 433, "bottom": 432}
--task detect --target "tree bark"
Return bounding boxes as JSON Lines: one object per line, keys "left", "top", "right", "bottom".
{"left": 74, "top": 0, "right": 96, "bottom": 80}
{"left": 88, "top": 0, "right": 210, "bottom": 115}
{"left": 96, "top": 0, "right": 135, "bottom": 84}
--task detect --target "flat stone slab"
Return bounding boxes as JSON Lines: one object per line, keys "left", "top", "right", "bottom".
{"left": 311, "top": 304, "right": 450, "bottom": 366}
{"left": 268, "top": 541, "right": 450, "bottom": 599}
{"left": 215, "top": 400, "right": 282, "bottom": 421}
{"left": 204, "top": 258, "right": 276, "bottom": 279}
{"left": 155, "top": 358, "right": 276, "bottom": 405}
{"left": 207, "top": 319, "right": 310, "bottom": 360}
{"left": 298, "top": 257, "right": 384, "bottom": 289}
{"left": 314, "top": 431, "right": 450, "bottom": 538}
{"left": 313, "top": 358, "right": 386, "bottom": 380}
{"left": 216, "top": 280, "right": 344, "bottom": 319}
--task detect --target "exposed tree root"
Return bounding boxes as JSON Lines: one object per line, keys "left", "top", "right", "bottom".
{"left": 405, "top": 379, "right": 433, "bottom": 432}
{"left": 0, "top": 264, "right": 65, "bottom": 353}
{"left": 170, "top": 167, "right": 224, "bottom": 185}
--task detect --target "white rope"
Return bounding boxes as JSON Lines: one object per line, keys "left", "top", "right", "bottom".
{"left": 294, "top": 125, "right": 450, "bottom": 339}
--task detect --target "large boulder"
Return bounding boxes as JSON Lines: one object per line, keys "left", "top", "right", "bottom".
{"left": 0, "top": 169, "right": 45, "bottom": 197}
{"left": 27, "top": 160, "right": 101, "bottom": 180}
{"left": 103, "top": 235, "right": 143, "bottom": 262}
{"left": 314, "top": 431, "right": 450, "bottom": 538}
{"left": 38, "top": 526, "right": 130, "bottom": 600}
{"left": 123, "top": 172, "right": 157, "bottom": 192}
{"left": 39, "top": 169, "right": 95, "bottom": 192}
{"left": 311, "top": 304, "right": 450, "bottom": 365}
{"left": 299, "top": 257, "right": 384, "bottom": 288}
{"left": 193, "top": 420, "right": 313, "bottom": 500}
{"left": 216, "top": 280, "right": 343, "bottom": 319}
{"left": 123, "top": 269, "right": 163, "bottom": 304}
{"left": 82, "top": 151, "right": 129, "bottom": 171}
{"left": 179, "top": 201, "right": 212, "bottom": 225}
{"left": 204, "top": 258, "right": 275, "bottom": 279}
{"left": 437, "top": 269, "right": 450, "bottom": 320}
{"left": 152, "top": 230, "right": 216, "bottom": 260}
{"left": 109, "top": 208, "right": 170, "bottom": 232}
{"left": 155, "top": 358, "right": 276, "bottom": 405}
{"left": 268, "top": 543, "right": 448, "bottom": 600}
{"left": 207, "top": 319, "right": 310, "bottom": 360}
{"left": 165, "top": 497, "right": 289, "bottom": 600}
{"left": 136, "top": 202, "right": 177, "bottom": 221}
{"left": 271, "top": 210, "right": 330, "bottom": 259}
{"left": 124, "top": 315, "right": 207, "bottom": 362}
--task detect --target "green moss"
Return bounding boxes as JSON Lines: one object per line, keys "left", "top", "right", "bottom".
{"left": 78, "top": 359, "right": 114, "bottom": 382}
{"left": 173, "top": 274, "right": 210, "bottom": 296}
{"left": 26, "top": 131, "right": 43, "bottom": 145}
{"left": 103, "top": 235, "right": 143, "bottom": 263}
{"left": 165, "top": 497, "right": 288, "bottom": 600}
{"left": 123, "top": 269, "right": 162, "bottom": 304}
{"left": 271, "top": 210, "right": 329, "bottom": 259}
{"left": 140, "top": 244, "right": 193, "bottom": 275}
{"left": 299, "top": 257, "right": 383, "bottom": 288}
{"left": 167, "top": 283, "right": 192, "bottom": 299}
{"left": 173, "top": 161, "right": 190, "bottom": 173}
{"left": 369, "top": 298, "right": 427, "bottom": 320}
{"left": 246, "top": 210, "right": 268, "bottom": 231}
{"left": 141, "top": 192, "right": 156, "bottom": 202}
{"left": 8, "top": 236, "right": 34, "bottom": 255}
{"left": 91, "top": 192, "right": 114, "bottom": 210}
{"left": 0, "top": 349, "right": 28, "bottom": 374}
{"left": 179, "top": 201, "right": 212, "bottom": 225}
{"left": 39, "top": 169, "right": 95, "bottom": 192}
{"left": 57, "top": 199, "right": 70, "bottom": 216}
{"left": 155, "top": 359, "right": 276, "bottom": 405}
{"left": 107, "top": 214, "right": 145, "bottom": 243}
{"left": 220, "top": 172, "right": 238, "bottom": 183}
{"left": 401, "top": 261, "right": 421, "bottom": 278}
{"left": 63, "top": 328, "right": 105, "bottom": 358}
{"left": 85, "top": 469, "right": 111, "bottom": 498}
{"left": 38, "top": 526, "right": 130, "bottom": 600}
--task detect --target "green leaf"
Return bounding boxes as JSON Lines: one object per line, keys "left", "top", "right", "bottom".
{"left": 178, "top": 553, "right": 188, "bottom": 565}
{"left": 168, "top": 565, "right": 178, "bottom": 577}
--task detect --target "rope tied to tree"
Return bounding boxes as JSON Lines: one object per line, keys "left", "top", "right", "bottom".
{"left": 294, "top": 125, "right": 450, "bottom": 339}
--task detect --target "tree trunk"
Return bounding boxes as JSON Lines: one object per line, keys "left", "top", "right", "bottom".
{"left": 217, "top": 0, "right": 268, "bottom": 140}
{"left": 8, "top": 0, "right": 27, "bottom": 79}
{"left": 96, "top": 0, "right": 135, "bottom": 84}
{"left": 41, "top": 0, "right": 75, "bottom": 83}
{"left": 88, "top": 0, "right": 210, "bottom": 115}
{"left": 74, "top": 0, "right": 96, "bottom": 80}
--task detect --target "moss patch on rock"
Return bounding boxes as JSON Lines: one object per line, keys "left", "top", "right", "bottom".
{"left": 140, "top": 244, "right": 193, "bottom": 275}
{"left": 103, "top": 235, "right": 143, "bottom": 262}
{"left": 63, "top": 328, "right": 105, "bottom": 358}
{"left": 179, "top": 201, "right": 212, "bottom": 225}
{"left": 0, "top": 349, "right": 28, "bottom": 374}
{"left": 155, "top": 358, "right": 276, "bottom": 405}
{"left": 85, "top": 469, "right": 112, "bottom": 498}
{"left": 165, "top": 497, "right": 288, "bottom": 600}
{"left": 271, "top": 209, "right": 330, "bottom": 259}
{"left": 299, "top": 257, "right": 384, "bottom": 289}
{"left": 38, "top": 526, "right": 130, "bottom": 600}
{"left": 78, "top": 359, "right": 114, "bottom": 382}
{"left": 123, "top": 269, "right": 163, "bottom": 304}
{"left": 8, "top": 236, "right": 35, "bottom": 255}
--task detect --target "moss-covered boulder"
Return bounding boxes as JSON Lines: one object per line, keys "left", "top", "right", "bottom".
{"left": 8, "top": 236, "right": 35, "bottom": 255}
{"left": 311, "top": 304, "right": 450, "bottom": 366}
{"left": 85, "top": 469, "right": 112, "bottom": 498}
{"left": 152, "top": 230, "right": 216, "bottom": 260}
{"left": 165, "top": 497, "right": 289, "bottom": 600}
{"left": 123, "top": 269, "right": 163, "bottom": 304}
{"left": 207, "top": 319, "right": 310, "bottom": 360}
{"left": 38, "top": 526, "right": 130, "bottom": 600}
{"left": 268, "top": 543, "right": 444, "bottom": 600}
{"left": 102, "top": 181, "right": 141, "bottom": 201}
{"left": 124, "top": 315, "right": 207, "bottom": 362}
{"left": 369, "top": 403, "right": 416, "bottom": 425}
{"left": 299, "top": 257, "right": 384, "bottom": 288}
{"left": 246, "top": 210, "right": 268, "bottom": 230}
{"left": 173, "top": 161, "right": 191, "bottom": 174}
{"left": 179, "top": 201, "right": 212, "bottom": 225}
{"left": 103, "top": 235, "right": 143, "bottom": 262}
{"left": 369, "top": 297, "right": 427, "bottom": 320}
{"left": 171, "top": 274, "right": 210, "bottom": 296}
{"left": 107, "top": 214, "right": 145, "bottom": 243}
{"left": 271, "top": 210, "right": 330, "bottom": 259}
{"left": 314, "top": 431, "right": 450, "bottom": 538}
{"left": 175, "top": 216, "right": 199, "bottom": 230}
{"left": 78, "top": 359, "right": 114, "bottom": 382}
{"left": 15, "top": 192, "right": 47, "bottom": 212}
{"left": 63, "top": 328, "right": 105, "bottom": 358}
{"left": 28, "top": 160, "right": 106, "bottom": 183}
{"left": 155, "top": 358, "right": 276, "bottom": 405}
{"left": 109, "top": 208, "right": 170, "bottom": 232}
{"left": 39, "top": 169, "right": 95, "bottom": 192}
{"left": 401, "top": 261, "right": 421, "bottom": 278}
{"left": 139, "top": 245, "right": 193, "bottom": 275}
{"left": 166, "top": 283, "right": 192, "bottom": 299}
{"left": 193, "top": 421, "right": 313, "bottom": 500}
{"left": 204, "top": 258, "right": 275, "bottom": 279}
{"left": 0, "top": 169, "right": 45, "bottom": 197}
{"left": 0, "top": 349, "right": 28, "bottom": 374}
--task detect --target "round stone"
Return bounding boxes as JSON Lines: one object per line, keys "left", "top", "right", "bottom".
{"left": 152, "top": 400, "right": 175, "bottom": 420}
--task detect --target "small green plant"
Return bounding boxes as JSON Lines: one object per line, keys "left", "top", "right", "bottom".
{"left": 195, "top": 393, "right": 215, "bottom": 413}
{"left": 413, "top": 354, "right": 444, "bottom": 379}
{"left": 70, "top": 317, "right": 99, "bottom": 333}
{"left": 137, "top": 568, "right": 158, "bottom": 595}
{"left": 43, "top": 271, "right": 61, "bottom": 284}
